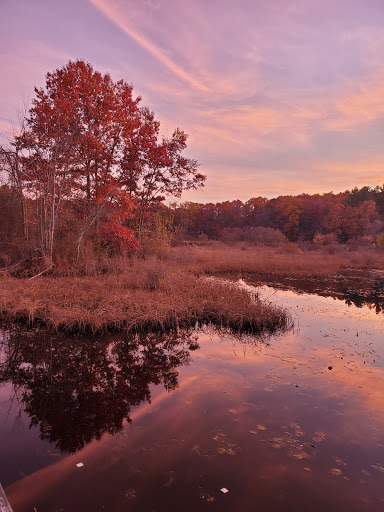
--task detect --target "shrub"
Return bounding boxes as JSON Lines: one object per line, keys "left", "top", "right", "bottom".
{"left": 376, "top": 233, "right": 384, "bottom": 250}
{"left": 247, "top": 227, "right": 287, "bottom": 246}
{"left": 143, "top": 259, "right": 168, "bottom": 291}
{"left": 346, "top": 236, "right": 374, "bottom": 250}
{"left": 278, "top": 242, "right": 302, "bottom": 254}
{"left": 313, "top": 233, "right": 338, "bottom": 246}
{"left": 219, "top": 226, "right": 286, "bottom": 246}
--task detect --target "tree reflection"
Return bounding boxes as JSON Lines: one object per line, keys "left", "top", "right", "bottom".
{"left": 247, "top": 274, "right": 384, "bottom": 313}
{"left": 0, "top": 330, "right": 198, "bottom": 453}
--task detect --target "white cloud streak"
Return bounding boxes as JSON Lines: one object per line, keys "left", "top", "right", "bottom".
{"left": 89, "top": 0, "right": 209, "bottom": 92}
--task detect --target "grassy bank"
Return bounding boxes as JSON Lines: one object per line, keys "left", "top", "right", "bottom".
{"left": 0, "top": 259, "right": 290, "bottom": 334}
{"left": 2, "top": 244, "right": 381, "bottom": 335}
{"left": 175, "top": 244, "right": 384, "bottom": 277}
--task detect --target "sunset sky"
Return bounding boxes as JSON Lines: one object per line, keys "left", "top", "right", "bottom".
{"left": 1, "top": 0, "right": 384, "bottom": 203}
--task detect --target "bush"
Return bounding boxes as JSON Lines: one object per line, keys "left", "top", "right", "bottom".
{"left": 143, "top": 259, "right": 168, "bottom": 291}
{"left": 346, "top": 236, "right": 374, "bottom": 250}
{"left": 277, "top": 242, "right": 302, "bottom": 254}
{"left": 219, "top": 226, "right": 286, "bottom": 246}
{"left": 376, "top": 233, "right": 384, "bottom": 250}
{"left": 219, "top": 227, "right": 244, "bottom": 244}
{"left": 247, "top": 227, "right": 287, "bottom": 246}
{"left": 139, "top": 210, "right": 175, "bottom": 259}
{"left": 313, "top": 233, "right": 338, "bottom": 246}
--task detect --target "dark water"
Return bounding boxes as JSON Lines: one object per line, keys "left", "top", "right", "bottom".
{"left": 243, "top": 268, "right": 384, "bottom": 313}
{"left": 1, "top": 282, "right": 384, "bottom": 511}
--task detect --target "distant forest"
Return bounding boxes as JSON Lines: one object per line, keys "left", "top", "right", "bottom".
{"left": 170, "top": 186, "right": 384, "bottom": 246}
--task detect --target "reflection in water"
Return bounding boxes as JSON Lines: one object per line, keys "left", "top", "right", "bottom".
{"left": 245, "top": 270, "right": 384, "bottom": 313}
{"left": 0, "top": 329, "right": 199, "bottom": 453}
{"left": 2, "top": 283, "right": 384, "bottom": 512}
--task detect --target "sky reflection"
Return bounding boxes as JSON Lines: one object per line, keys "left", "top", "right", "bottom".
{"left": 1, "top": 284, "right": 384, "bottom": 510}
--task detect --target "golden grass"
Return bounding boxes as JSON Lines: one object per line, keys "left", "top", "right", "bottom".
{"left": 3, "top": 244, "right": 380, "bottom": 335}
{"left": 175, "top": 244, "right": 384, "bottom": 277}
{"left": 0, "top": 259, "right": 290, "bottom": 334}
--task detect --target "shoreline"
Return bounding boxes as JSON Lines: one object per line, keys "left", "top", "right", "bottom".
{"left": 1, "top": 245, "right": 382, "bottom": 335}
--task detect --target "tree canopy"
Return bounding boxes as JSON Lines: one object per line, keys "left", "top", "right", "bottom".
{"left": 1, "top": 60, "right": 205, "bottom": 267}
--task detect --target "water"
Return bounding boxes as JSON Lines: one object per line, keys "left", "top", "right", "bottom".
{"left": 1, "top": 282, "right": 384, "bottom": 511}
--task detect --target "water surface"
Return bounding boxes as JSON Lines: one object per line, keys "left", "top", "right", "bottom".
{"left": 1, "top": 283, "right": 384, "bottom": 511}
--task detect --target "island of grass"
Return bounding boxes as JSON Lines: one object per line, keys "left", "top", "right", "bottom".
{"left": 0, "top": 256, "right": 291, "bottom": 335}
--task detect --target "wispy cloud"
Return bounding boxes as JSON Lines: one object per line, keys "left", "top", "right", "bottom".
{"left": 89, "top": 0, "right": 209, "bottom": 92}
{"left": 0, "top": 41, "right": 71, "bottom": 138}
{"left": 2, "top": 0, "right": 384, "bottom": 202}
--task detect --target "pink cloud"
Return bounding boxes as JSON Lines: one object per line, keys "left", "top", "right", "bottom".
{"left": 89, "top": 0, "right": 209, "bottom": 91}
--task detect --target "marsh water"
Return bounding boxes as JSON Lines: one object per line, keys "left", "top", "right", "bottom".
{"left": 1, "top": 276, "right": 384, "bottom": 512}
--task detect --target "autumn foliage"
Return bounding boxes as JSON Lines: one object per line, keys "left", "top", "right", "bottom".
{"left": 171, "top": 186, "right": 384, "bottom": 245}
{"left": 0, "top": 60, "right": 205, "bottom": 271}
{"left": 1, "top": 60, "right": 384, "bottom": 274}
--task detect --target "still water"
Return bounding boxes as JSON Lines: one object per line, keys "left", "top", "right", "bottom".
{"left": 1, "top": 282, "right": 384, "bottom": 511}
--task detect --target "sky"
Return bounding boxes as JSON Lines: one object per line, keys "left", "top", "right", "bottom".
{"left": 1, "top": 0, "right": 384, "bottom": 203}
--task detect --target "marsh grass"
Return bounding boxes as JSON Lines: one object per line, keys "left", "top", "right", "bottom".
{"left": 0, "top": 258, "right": 290, "bottom": 335}
{"left": 3, "top": 244, "right": 380, "bottom": 335}
{"left": 178, "top": 244, "right": 384, "bottom": 277}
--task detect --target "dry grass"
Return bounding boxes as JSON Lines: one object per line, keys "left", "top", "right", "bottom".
{"left": 3, "top": 244, "right": 380, "bottom": 335}
{"left": 0, "top": 258, "right": 290, "bottom": 334}
{"left": 175, "top": 244, "right": 384, "bottom": 277}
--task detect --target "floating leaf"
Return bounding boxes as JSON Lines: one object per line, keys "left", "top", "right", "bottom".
{"left": 330, "top": 468, "right": 342, "bottom": 476}
{"left": 371, "top": 464, "right": 384, "bottom": 473}
{"left": 123, "top": 489, "right": 136, "bottom": 500}
{"left": 218, "top": 444, "right": 238, "bottom": 455}
{"left": 292, "top": 451, "right": 309, "bottom": 460}
{"left": 313, "top": 432, "right": 326, "bottom": 443}
{"left": 333, "top": 456, "right": 346, "bottom": 467}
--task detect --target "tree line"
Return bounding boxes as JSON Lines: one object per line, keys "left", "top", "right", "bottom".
{"left": 170, "top": 186, "right": 384, "bottom": 246}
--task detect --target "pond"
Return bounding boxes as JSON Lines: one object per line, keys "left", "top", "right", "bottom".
{"left": 1, "top": 280, "right": 384, "bottom": 511}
